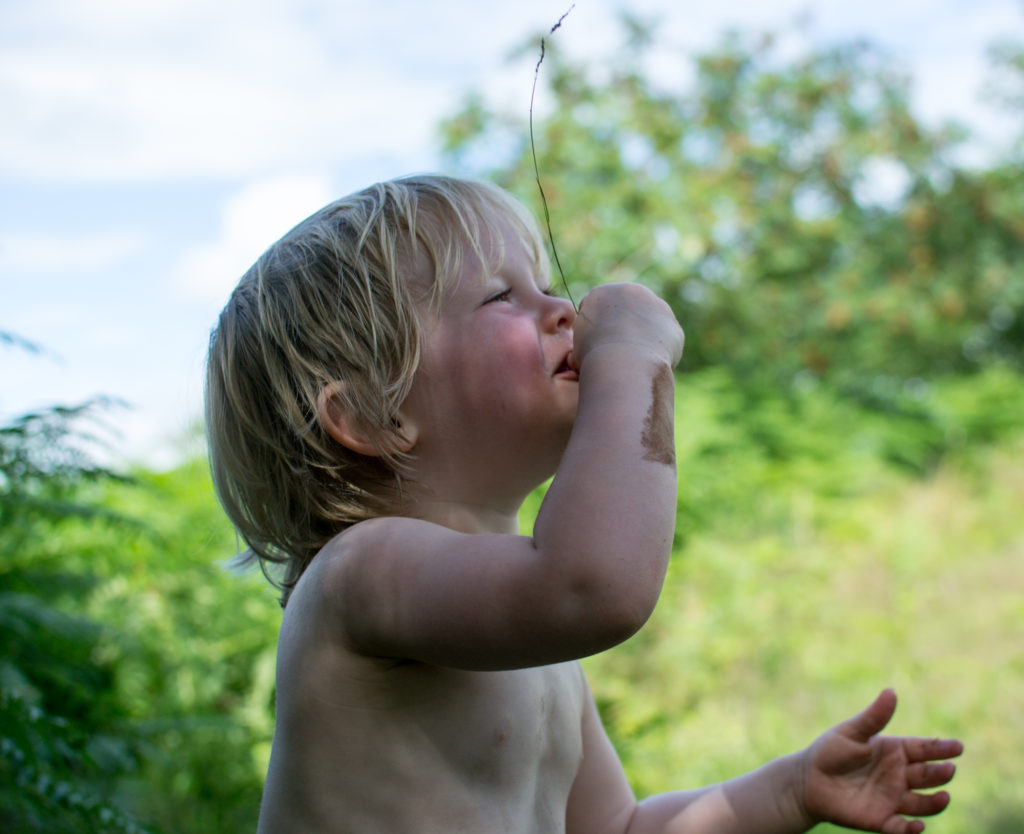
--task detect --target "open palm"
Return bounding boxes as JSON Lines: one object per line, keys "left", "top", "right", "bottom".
{"left": 802, "top": 690, "right": 962, "bottom": 834}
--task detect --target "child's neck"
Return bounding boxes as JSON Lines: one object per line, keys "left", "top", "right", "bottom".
{"left": 409, "top": 498, "right": 520, "bottom": 536}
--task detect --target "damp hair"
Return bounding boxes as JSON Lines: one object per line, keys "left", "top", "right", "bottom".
{"left": 205, "top": 174, "right": 550, "bottom": 606}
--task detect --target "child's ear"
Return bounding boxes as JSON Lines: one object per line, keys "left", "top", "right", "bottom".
{"left": 316, "top": 384, "right": 418, "bottom": 456}
{"left": 387, "top": 413, "right": 419, "bottom": 454}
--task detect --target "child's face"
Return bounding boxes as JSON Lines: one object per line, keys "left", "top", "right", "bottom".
{"left": 399, "top": 214, "right": 579, "bottom": 497}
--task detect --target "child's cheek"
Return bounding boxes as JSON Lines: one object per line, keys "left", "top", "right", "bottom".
{"left": 495, "top": 328, "right": 546, "bottom": 387}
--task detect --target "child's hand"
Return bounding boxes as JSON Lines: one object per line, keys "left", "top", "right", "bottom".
{"left": 572, "top": 283, "right": 684, "bottom": 370}
{"left": 799, "top": 690, "right": 962, "bottom": 834}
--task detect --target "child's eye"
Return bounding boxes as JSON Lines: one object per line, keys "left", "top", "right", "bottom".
{"left": 484, "top": 288, "right": 512, "bottom": 305}
{"left": 541, "top": 287, "right": 561, "bottom": 298}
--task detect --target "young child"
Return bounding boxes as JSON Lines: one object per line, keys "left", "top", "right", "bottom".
{"left": 205, "top": 174, "right": 962, "bottom": 834}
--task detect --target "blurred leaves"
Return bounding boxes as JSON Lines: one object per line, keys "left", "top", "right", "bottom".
{"left": 0, "top": 387, "right": 153, "bottom": 833}
{"left": 1, "top": 337, "right": 275, "bottom": 832}
{"left": 492, "top": 18, "right": 1024, "bottom": 833}
{"left": 441, "top": 17, "right": 1024, "bottom": 391}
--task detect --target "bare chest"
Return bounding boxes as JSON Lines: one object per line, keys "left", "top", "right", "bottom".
{"left": 269, "top": 652, "right": 587, "bottom": 833}
{"left": 384, "top": 661, "right": 586, "bottom": 790}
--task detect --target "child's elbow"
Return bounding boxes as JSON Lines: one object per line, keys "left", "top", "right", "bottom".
{"left": 564, "top": 581, "right": 659, "bottom": 653}
{"left": 604, "top": 593, "right": 659, "bottom": 645}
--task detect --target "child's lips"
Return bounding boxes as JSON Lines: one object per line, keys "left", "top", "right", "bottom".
{"left": 553, "top": 350, "right": 579, "bottom": 380}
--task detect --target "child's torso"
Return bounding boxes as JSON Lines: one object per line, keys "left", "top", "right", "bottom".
{"left": 257, "top": 617, "right": 587, "bottom": 834}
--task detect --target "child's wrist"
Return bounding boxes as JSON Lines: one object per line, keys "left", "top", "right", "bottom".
{"left": 781, "top": 749, "right": 817, "bottom": 832}
{"left": 576, "top": 340, "right": 675, "bottom": 375}
{"left": 742, "top": 750, "right": 818, "bottom": 834}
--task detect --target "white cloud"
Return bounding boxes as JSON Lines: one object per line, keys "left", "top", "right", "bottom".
{"left": 3, "top": 0, "right": 1015, "bottom": 184}
{"left": 901, "top": 1, "right": 1023, "bottom": 154}
{"left": 173, "top": 173, "right": 335, "bottom": 302}
{"left": 0, "top": 230, "right": 145, "bottom": 272}
{"left": 0, "top": 43, "right": 441, "bottom": 182}
{"left": 0, "top": 0, "right": 557, "bottom": 183}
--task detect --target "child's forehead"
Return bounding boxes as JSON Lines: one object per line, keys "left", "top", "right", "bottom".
{"left": 467, "top": 215, "right": 535, "bottom": 272}
{"left": 413, "top": 206, "right": 547, "bottom": 293}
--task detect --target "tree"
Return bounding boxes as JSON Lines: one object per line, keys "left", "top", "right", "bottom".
{"left": 0, "top": 338, "right": 277, "bottom": 833}
{"left": 0, "top": 379, "right": 154, "bottom": 833}
{"left": 440, "top": 17, "right": 1023, "bottom": 400}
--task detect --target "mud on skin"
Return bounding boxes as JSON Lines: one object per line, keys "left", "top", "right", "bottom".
{"left": 641, "top": 364, "right": 675, "bottom": 466}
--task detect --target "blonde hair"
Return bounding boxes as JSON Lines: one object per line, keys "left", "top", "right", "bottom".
{"left": 205, "top": 175, "right": 549, "bottom": 605}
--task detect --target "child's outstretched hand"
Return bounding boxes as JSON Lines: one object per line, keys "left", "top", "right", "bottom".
{"left": 799, "top": 690, "right": 963, "bottom": 834}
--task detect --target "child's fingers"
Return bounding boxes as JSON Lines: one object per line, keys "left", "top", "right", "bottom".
{"left": 840, "top": 688, "right": 898, "bottom": 742}
{"left": 896, "top": 788, "right": 952, "bottom": 819}
{"left": 906, "top": 760, "right": 957, "bottom": 790}
{"left": 903, "top": 737, "right": 964, "bottom": 763}
{"left": 880, "top": 818, "right": 925, "bottom": 834}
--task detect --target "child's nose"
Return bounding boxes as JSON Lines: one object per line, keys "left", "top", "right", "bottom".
{"left": 542, "top": 293, "right": 576, "bottom": 332}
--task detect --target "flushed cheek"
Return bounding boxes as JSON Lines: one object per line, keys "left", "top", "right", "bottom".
{"left": 463, "top": 322, "right": 544, "bottom": 382}
{"left": 495, "top": 340, "right": 544, "bottom": 384}
{"left": 453, "top": 342, "right": 549, "bottom": 424}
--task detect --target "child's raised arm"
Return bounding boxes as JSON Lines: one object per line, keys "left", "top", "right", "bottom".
{"left": 529, "top": 282, "right": 685, "bottom": 643}
{"left": 318, "top": 282, "right": 684, "bottom": 670}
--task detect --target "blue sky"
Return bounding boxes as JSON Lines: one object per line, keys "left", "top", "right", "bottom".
{"left": 3, "top": 0, "right": 1021, "bottom": 469}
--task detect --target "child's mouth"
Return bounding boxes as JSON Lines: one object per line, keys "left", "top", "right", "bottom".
{"left": 554, "top": 352, "right": 579, "bottom": 379}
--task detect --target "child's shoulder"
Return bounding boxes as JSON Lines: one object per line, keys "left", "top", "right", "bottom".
{"left": 299, "top": 515, "right": 417, "bottom": 593}
{"left": 283, "top": 516, "right": 417, "bottom": 648}
{"left": 312, "top": 514, "right": 449, "bottom": 574}
{"left": 292, "top": 514, "right": 459, "bottom": 621}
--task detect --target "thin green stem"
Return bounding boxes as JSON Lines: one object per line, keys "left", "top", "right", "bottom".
{"left": 530, "top": 4, "right": 576, "bottom": 310}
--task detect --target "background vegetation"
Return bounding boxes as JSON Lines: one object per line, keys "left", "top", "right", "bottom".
{"left": 2, "top": 16, "right": 1021, "bottom": 833}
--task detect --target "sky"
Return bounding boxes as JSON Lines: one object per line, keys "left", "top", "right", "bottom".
{"left": 3, "top": 0, "right": 1021, "bottom": 470}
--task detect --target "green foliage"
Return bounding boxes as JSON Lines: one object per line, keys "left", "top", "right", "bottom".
{"left": 0, "top": 395, "right": 155, "bottom": 833}
{"left": 465, "top": 44, "right": 1024, "bottom": 831}
{"left": 0, "top": 399, "right": 279, "bottom": 832}
{"left": 582, "top": 422, "right": 1024, "bottom": 834}
{"left": 1, "top": 692, "right": 152, "bottom": 834}
{"left": 441, "top": 17, "right": 1024, "bottom": 390}
{"left": 77, "top": 461, "right": 279, "bottom": 833}
{"left": 523, "top": 365, "right": 1024, "bottom": 834}
{"left": 0, "top": 340, "right": 276, "bottom": 832}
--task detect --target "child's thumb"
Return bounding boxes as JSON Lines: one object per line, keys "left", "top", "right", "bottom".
{"left": 841, "top": 688, "right": 898, "bottom": 742}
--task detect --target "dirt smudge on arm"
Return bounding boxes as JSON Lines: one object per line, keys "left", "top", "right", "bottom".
{"left": 641, "top": 364, "right": 675, "bottom": 466}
